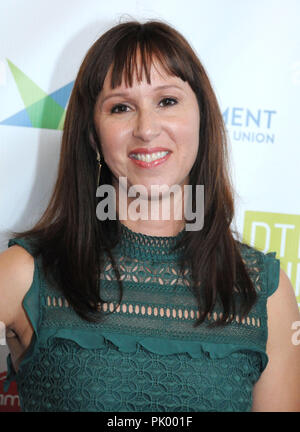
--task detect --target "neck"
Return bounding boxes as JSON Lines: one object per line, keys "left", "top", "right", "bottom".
{"left": 115, "top": 181, "right": 187, "bottom": 237}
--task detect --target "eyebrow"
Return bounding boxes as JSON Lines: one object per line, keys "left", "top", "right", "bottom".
{"left": 100, "top": 84, "right": 185, "bottom": 104}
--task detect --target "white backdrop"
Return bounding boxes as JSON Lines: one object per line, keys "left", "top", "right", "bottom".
{"left": 0, "top": 0, "right": 299, "bottom": 411}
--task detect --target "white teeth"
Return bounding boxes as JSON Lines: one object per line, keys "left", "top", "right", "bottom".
{"left": 130, "top": 151, "right": 169, "bottom": 162}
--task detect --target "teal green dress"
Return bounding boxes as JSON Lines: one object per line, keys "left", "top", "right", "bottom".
{"left": 4, "top": 224, "right": 280, "bottom": 412}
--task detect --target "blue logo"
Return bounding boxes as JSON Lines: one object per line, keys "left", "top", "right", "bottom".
{"left": 222, "top": 107, "right": 277, "bottom": 144}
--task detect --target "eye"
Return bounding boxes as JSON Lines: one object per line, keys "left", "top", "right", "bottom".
{"left": 110, "top": 104, "right": 130, "bottom": 114}
{"left": 159, "top": 97, "right": 178, "bottom": 107}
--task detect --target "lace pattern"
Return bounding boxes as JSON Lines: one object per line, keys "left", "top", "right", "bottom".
{"left": 4, "top": 227, "right": 280, "bottom": 412}
{"left": 16, "top": 338, "right": 262, "bottom": 412}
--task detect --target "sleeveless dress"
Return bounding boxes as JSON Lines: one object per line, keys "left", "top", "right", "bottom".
{"left": 4, "top": 224, "right": 280, "bottom": 412}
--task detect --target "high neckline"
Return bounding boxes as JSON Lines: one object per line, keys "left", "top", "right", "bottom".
{"left": 118, "top": 222, "right": 186, "bottom": 262}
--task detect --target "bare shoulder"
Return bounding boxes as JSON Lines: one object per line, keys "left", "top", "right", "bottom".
{"left": 252, "top": 268, "right": 300, "bottom": 411}
{"left": 266, "top": 268, "right": 300, "bottom": 335}
{"left": 0, "top": 244, "right": 35, "bottom": 331}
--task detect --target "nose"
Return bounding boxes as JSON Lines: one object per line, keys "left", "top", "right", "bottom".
{"left": 132, "top": 108, "right": 161, "bottom": 142}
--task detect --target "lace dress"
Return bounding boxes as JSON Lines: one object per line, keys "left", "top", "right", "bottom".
{"left": 4, "top": 223, "right": 280, "bottom": 412}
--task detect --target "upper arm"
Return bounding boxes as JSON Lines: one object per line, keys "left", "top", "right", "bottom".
{"left": 252, "top": 268, "right": 300, "bottom": 412}
{"left": 0, "top": 245, "right": 34, "bottom": 330}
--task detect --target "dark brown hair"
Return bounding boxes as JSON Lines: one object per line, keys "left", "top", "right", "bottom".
{"left": 9, "top": 19, "right": 257, "bottom": 326}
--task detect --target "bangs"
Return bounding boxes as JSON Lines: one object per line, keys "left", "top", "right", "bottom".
{"left": 108, "top": 29, "right": 195, "bottom": 89}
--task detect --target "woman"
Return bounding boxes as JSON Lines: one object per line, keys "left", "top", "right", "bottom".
{"left": 0, "top": 20, "right": 299, "bottom": 412}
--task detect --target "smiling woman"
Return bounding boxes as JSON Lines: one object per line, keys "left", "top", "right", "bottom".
{"left": 93, "top": 54, "right": 200, "bottom": 233}
{"left": 95, "top": 60, "right": 199, "bottom": 180}
{"left": 1, "top": 19, "right": 299, "bottom": 412}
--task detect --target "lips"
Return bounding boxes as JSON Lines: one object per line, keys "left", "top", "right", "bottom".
{"left": 128, "top": 147, "right": 172, "bottom": 168}
{"left": 128, "top": 147, "right": 171, "bottom": 155}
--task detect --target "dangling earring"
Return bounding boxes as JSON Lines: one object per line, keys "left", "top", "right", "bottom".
{"left": 96, "top": 150, "right": 102, "bottom": 188}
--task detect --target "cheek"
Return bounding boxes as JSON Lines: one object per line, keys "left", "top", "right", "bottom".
{"left": 98, "top": 125, "right": 124, "bottom": 163}
{"left": 173, "top": 116, "right": 199, "bottom": 151}
{"left": 175, "top": 117, "right": 199, "bottom": 170}
{"left": 186, "top": 110, "right": 200, "bottom": 149}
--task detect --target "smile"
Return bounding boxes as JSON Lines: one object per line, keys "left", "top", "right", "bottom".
{"left": 128, "top": 151, "right": 171, "bottom": 168}
{"left": 130, "top": 151, "right": 169, "bottom": 162}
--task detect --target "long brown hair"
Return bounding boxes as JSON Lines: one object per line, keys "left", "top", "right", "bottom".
{"left": 9, "top": 20, "right": 257, "bottom": 326}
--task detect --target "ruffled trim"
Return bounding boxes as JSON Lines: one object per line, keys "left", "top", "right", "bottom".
{"left": 4, "top": 327, "right": 268, "bottom": 393}
{"left": 4, "top": 237, "right": 41, "bottom": 392}
{"left": 264, "top": 252, "right": 280, "bottom": 297}
{"left": 36, "top": 328, "right": 269, "bottom": 372}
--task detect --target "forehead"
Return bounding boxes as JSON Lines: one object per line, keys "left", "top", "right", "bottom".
{"left": 103, "top": 46, "right": 182, "bottom": 89}
{"left": 103, "top": 52, "right": 183, "bottom": 91}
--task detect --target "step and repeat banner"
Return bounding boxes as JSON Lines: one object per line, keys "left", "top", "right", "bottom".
{"left": 0, "top": 0, "right": 299, "bottom": 412}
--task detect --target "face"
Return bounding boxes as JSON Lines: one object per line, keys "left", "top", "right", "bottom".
{"left": 93, "top": 57, "right": 200, "bottom": 200}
